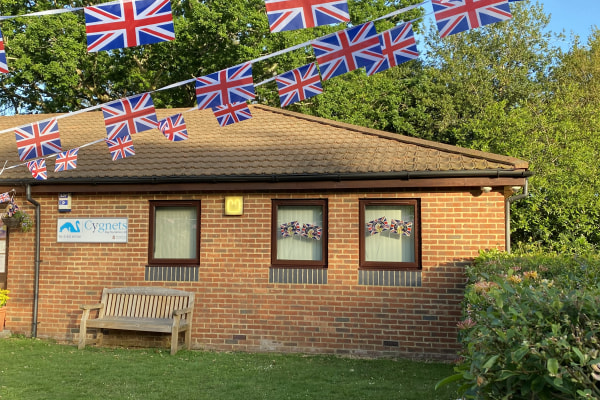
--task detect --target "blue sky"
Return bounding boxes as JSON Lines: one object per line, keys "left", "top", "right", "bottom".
{"left": 542, "top": 0, "right": 599, "bottom": 43}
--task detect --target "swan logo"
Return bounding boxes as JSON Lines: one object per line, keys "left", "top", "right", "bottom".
{"left": 57, "top": 218, "right": 128, "bottom": 243}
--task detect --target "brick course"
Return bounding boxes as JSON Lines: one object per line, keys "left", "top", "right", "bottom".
{"left": 4, "top": 189, "right": 505, "bottom": 360}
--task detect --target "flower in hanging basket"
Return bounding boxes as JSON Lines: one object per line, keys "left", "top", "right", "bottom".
{"left": 1, "top": 206, "right": 32, "bottom": 233}
{"left": 0, "top": 289, "right": 8, "bottom": 308}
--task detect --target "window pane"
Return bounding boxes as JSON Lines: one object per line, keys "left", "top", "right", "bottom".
{"left": 364, "top": 205, "right": 415, "bottom": 263}
{"left": 154, "top": 206, "right": 197, "bottom": 260}
{"left": 277, "top": 205, "right": 323, "bottom": 261}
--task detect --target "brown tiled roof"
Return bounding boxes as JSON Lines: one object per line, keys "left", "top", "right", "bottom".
{"left": 0, "top": 104, "right": 528, "bottom": 184}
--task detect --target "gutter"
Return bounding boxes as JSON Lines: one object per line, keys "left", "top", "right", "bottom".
{"left": 505, "top": 179, "right": 529, "bottom": 254}
{"left": 26, "top": 184, "right": 41, "bottom": 338}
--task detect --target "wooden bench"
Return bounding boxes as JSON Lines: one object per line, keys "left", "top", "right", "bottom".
{"left": 78, "top": 287, "right": 194, "bottom": 355}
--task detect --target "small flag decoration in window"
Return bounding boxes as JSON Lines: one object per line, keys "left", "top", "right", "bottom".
{"left": 27, "top": 159, "right": 48, "bottom": 180}
{"left": 264, "top": 0, "right": 350, "bottom": 33}
{"left": 280, "top": 221, "right": 301, "bottom": 237}
{"left": 312, "top": 22, "right": 383, "bottom": 81}
{"left": 54, "top": 148, "right": 79, "bottom": 172}
{"left": 367, "top": 216, "right": 389, "bottom": 235}
{"left": 275, "top": 63, "right": 323, "bottom": 107}
{"left": 102, "top": 93, "right": 158, "bottom": 141}
{"left": 84, "top": 0, "right": 176, "bottom": 52}
{"left": 14, "top": 118, "right": 62, "bottom": 162}
{"left": 195, "top": 63, "right": 255, "bottom": 110}
{"left": 212, "top": 102, "right": 253, "bottom": 127}
{"left": 0, "top": 29, "right": 8, "bottom": 74}
{"left": 431, "top": 0, "right": 512, "bottom": 38}
{"left": 0, "top": 192, "right": 11, "bottom": 203}
{"left": 373, "top": 22, "right": 419, "bottom": 75}
{"left": 390, "top": 219, "right": 413, "bottom": 236}
{"left": 106, "top": 134, "right": 136, "bottom": 161}
{"left": 158, "top": 113, "right": 188, "bottom": 141}
{"left": 301, "top": 223, "right": 322, "bottom": 240}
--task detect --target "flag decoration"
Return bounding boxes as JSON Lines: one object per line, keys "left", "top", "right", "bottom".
{"left": 367, "top": 216, "right": 389, "bottom": 235}
{"left": 4, "top": 200, "right": 19, "bottom": 217}
{"left": 195, "top": 63, "right": 256, "bottom": 110}
{"left": 0, "top": 29, "right": 8, "bottom": 74}
{"left": 373, "top": 22, "right": 419, "bottom": 74}
{"left": 15, "top": 118, "right": 62, "bottom": 162}
{"left": 280, "top": 221, "right": 301, "bottom": 237}
{"left": 84, "top": 0, "right": 175, "bottom": 52}
{"left": 27, "top": 159, "right": 48, "bottom": 180}
{"left": 264, "top": 0, "right": 350, "bottom": 32}
{"left": 106, "top": 135, "right": 136, "bottom": 161}
{"left": 212, "top": 102, "right": 253, "bottom": 127}
{"left": 312, "top": 21, "right": 383, "bottom": 80}
{"left": 54, "top": 148, "right": 79, "bottom": 172}
{"left": 102, "top": 93, "right": 158, "bottom": 141}
{"left": 159, "top": 113, "right": 188, "bottom": 141}
{"left": 275, "top": 63, "right": 323, "bottom": 107}
{"left": 0, "top": 192, "right": 12, "bottom": 203}
{"left": 301, "top": 223, "right": 322, "bottom": 240}
{"left": 390, "top": 219, "right": 413, "bottom": 236}
{"left": 431, "top": 0, "right": 512, "bottom": 38}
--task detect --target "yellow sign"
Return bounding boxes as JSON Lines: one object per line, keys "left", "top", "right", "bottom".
{"left": 224, "top": 196, "right": 243, "bottom": 216}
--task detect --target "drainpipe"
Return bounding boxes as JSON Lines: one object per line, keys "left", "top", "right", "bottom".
{"left": 505, "top": 179, "right": 529, "bottom": 254}
{"left": 26, "top": 185, "right": 41, "bottom": 338}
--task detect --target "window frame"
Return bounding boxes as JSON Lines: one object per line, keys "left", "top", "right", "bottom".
{"left": 271, "top": 199, "right": 328, "bottom": 269}
{"left": 148, "top": 200, "right": 201, "bottom": 266}
{"left": 359, "top": 199, "right": 421, "bottom": 271}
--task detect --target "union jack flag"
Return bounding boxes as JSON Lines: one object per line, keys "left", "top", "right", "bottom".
{"left": 212, "top": 102, "right": 253, "bottom": 127}
{"left": 280, "top": 221, "right": 300, "bottom": 238}
{"left": 27, "top": 159, "right": 47, "bottom": 181}
{"left": 301, "top": 223, "right": 322, "bottom": 240}
{"left": 84, "top": 0, "right": 175, "bottom": 52}
{"left": 102, "top": 93, "right": 158, "bottom": 141}
{"left": 106, "top": 135, "right": 136, "bottom": 161}
{"left": 158, "top": 113, "right": 188, "bottom": 141}
{"left": 0, "top": 29, "right": 8, "bottom": 74}
{"left": 367, "top": 216, "right": 389, "bottom": 235}
{"left": 195, "top": 63, "right": 255, "bottom": 110}
{"left": 0, "top": 192, "right": 12, "bottom": 203}
{"left": 432, "top": 0, "right": 512, "bottom": 38}
{"left": 312, "top": 22, "right": 383, "bottom": 81}
{"left": 373, "top": 23, "right": 419, "bottom": 75}
{"left": 276, "top": 63, "right": 323, "bottom": 107}
{"left": 15, "top": 118, "right": 62, "bottom": 162}
{"left": 264, "top": 0, "right": 350, "bottom": 32}
{"left": 390, "top": 219, "right": 413, "bottom": 236}
{"left": 54, "top": 149, "right": 79, "bottom": 172}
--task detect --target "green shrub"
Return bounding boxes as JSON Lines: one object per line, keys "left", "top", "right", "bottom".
{"left": 438, "top": 251, "right": 600, "bottom": 399}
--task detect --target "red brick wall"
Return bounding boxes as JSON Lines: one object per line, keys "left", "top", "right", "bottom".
{"left": 4, "top": 189, "right": 506, "bottom": 360}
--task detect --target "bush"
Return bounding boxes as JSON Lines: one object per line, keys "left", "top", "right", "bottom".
{"left": 439, "top": 251, "right": 600, "bottom": 399}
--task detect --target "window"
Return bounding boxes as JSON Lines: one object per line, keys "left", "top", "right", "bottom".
{"left": 148, "top": 201, "right": 200, "bottom": 265}
{"left": 271, "top": 199, "right": 327, "bottom": 268}
{"left": 359, "top": 199, "right": 420, "bottom": 270}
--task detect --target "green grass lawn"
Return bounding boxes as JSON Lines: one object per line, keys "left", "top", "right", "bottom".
{"left": 0, "top": 337, "right": 459, "bottom": 400}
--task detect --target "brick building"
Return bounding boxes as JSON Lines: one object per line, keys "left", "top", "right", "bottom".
{"left": 0, "top": 105, "right": 530, "bottom": 359}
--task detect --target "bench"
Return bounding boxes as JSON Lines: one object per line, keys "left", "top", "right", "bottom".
{"left": 78, "top": 287, "right": 194, "bottom": 355}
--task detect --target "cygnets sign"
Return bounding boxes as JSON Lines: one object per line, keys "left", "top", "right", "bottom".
{"left": 57, "top": 218, "right": 128, "bottom": 243}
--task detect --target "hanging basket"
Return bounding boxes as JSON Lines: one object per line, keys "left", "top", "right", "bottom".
{"left": 1, "top": 215, "right": 22, "bottom": 229}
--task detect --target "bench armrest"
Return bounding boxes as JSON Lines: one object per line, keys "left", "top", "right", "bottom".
{"left": 80, "top": 303, "right": 104, "bottom": 311}
{"left": 173, "top": 307, "right": 194, "bottom": 316}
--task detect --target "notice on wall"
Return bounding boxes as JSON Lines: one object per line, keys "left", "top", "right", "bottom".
{"left": 57, "top": 218, "right": 128, "bottom": 243}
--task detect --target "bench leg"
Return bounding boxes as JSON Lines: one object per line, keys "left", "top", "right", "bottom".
{"left": 78, "top": 310, "right": 89, "bottom": 350}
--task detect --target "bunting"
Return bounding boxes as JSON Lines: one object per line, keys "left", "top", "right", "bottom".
{"left": 212, "top": 102, "right": 253, "bottom": 127}
{"left": 0, "top": 192, "right": 12, "bottom": 203}
{"left": 195, "top": 63, "right": 255, "bottom": 110}
{"left": 102, "top": 93, "right": 158, "bottom": 141}
{"left": 14, "top": 118, "right": 62, "bottom": 162}
{"left": 373, "top": 22, "right": 419, "bottom": 75}
{"left": 158, "top": 114, "right": 188, "bottom": 141}
{"left": 431, "top": 0, "right": 512, "bottom": 38}
{"left": 106, "top": 135, "right": 136, "bottom": 160}
{"left": 84, "top": 0, "right": 175, "bottom": 52}
{"left": 264, "top": 0, "right": 350, "bottom": 32}
{"left": 55, "top": 149, "right": 79, "bottom": 172}
{"left": 0, "top": 29, "right": 7, "bottom": 74}
{"left": 275, "top": 63, "right": 323, "bottom": 107}
{"left": 312, "top": 22, "right": 383, "bottom": 80}
{"left": 27, "top": 159, "right": 48, "bottom": 180}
